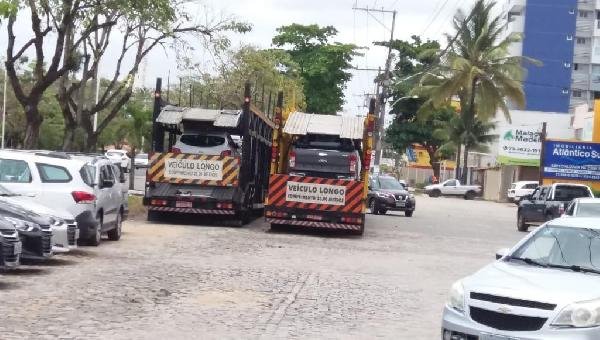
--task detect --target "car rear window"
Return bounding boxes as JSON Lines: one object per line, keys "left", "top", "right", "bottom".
{"left": 36, "top": 163, "right": 72, "bottom": 183}
{"left": 79, "top": 165, "right": 96, "bottom": 187}
{"left": 524, "top": 183, "right": 538, "bottom": 189}
{"left": 576, "top": 203, "right": 600, "bottom": 217}
{"left": 180, "top": 134, "right": 226, "bottom": 147}
{"left": 0, "top": 159, "right": 32, "bottom": 183}
{"left": 295, "top": 135, "right": 355, "bottom": 151}
{"left": 554, "top": 186, "right": 591, "bottom": 201}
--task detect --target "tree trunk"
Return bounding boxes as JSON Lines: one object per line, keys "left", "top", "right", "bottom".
{"left": 462, "top": 77, "right": 478, "bottom": 185}
{"left": 85, "top": 133, "right": 98, "bottom": 152}
{"left": 23, "top": 107, "right": 43, "bottom": 149}
{"left": 455, "top": 144, "right": 462, "bottom": 180}
{"left": 426, "top": 148, "right": 441, "bottom": 180}
{"left": 61, "top": 123, "right": 77, "bottom": 151}
{"left": 462, "top": 144, "right": 470, "bottom": 184}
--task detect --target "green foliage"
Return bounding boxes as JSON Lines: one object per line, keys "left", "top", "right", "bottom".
{"left": 273, "top": 24, "right": 360, "bottom": 114}
{"left": 0, "top": 1, "right": 17, "bottom": 19}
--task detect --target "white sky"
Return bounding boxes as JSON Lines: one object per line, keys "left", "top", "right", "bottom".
{"left": 1, "top": 0, "right": 482, "bottom": 116}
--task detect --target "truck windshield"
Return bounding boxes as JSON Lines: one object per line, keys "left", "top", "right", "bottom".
{"left": 576, "top": 203, "right": 600, "bottom": 217}
{"left": 378, "top": 177, "right": 405, "bottom": 190}
{"left": 554, "top": 186, "right": 591, "bottom": 201}
{"left": 295, "top": 135, "right": 354, "bottom": 151}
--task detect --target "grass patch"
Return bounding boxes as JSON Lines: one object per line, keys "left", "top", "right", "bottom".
{"left": 128, "top": 195, "right": 146, "bottom": 219}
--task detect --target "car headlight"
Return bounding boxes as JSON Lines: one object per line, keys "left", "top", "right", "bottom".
{"left": 4, "top": 216, "right": 40, "bottom": 232}
{"left": 447, "top": 280, "right": 465, "bottom": 313}
{"left": 48, "top": 216, "right": 65, "bottom": 227}
{"left": 376, "top": 192, "right": 391, "bottom": 198}
{"left": 552, "top": 299, "right": 600, "bottom": 328}
{"left": 409, "top": 193, "right": 415, "bottom": 199}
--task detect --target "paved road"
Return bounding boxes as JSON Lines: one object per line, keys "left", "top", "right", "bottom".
{"left": 0, "top": 196, "right": 524, "bottom": 339}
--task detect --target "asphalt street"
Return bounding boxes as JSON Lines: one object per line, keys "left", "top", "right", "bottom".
{"left": 0, "top": 196, "right": 525, "bottom": 339}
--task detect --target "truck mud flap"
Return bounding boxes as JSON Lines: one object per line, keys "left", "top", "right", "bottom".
{"left": 266, "top": 218, "right": 363, "bottom": 231}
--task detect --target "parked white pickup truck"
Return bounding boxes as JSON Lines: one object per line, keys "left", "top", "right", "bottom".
{"left": 424, "top": 179, "right": 482, "bottom": 200}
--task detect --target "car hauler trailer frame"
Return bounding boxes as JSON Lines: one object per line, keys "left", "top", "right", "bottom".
{"left": 144, "top": 80, "right": 274, "bottom": 226}
{"left": 265, "top": 96, "right": 376, "bottom": 235}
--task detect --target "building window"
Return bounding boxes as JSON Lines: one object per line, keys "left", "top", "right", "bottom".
{"left": 574, "top": 63, "right": 579, "bottom": 70}
{"left": 569, "top": 8, "right": 575, "bottom": 15}
{"left": 567, "top": 35, "right": 574, "bottom": 41}
{"left": 573, "top": 90, "right": 583, "bottom": 98}
{"left": 565, "top": 62, "right": 572, "bottom": 68}
{"left": 562, "top": 88, "right": 570, "bottom": 95}
{"left": 579, "top": 10, "right": 590, "bottom": 18}
{"left": 577, "top": 37, "right": 587, "bottom": 44}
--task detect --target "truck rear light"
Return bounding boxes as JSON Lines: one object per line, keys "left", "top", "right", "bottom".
{"left": 306, "top": 214, "right": 323, "bottom": 221}
{"left": 171, "top": 147, "right": 181, "bottom": 154}
{"left": 267, "top": 211, "right": 288, "bottom": 218}
{"left": 289, "top": 151, "right": 296, "bottom": 168}
{"left": 220, "top": 150, "right": 232, "bottom": 157}
{"left": 150, "top": 199, "right": 168, "bottom": 206}
{"left": 216, "top": 202, "right": 233, "bottom": 209}
{"left": 341, "top": 217, "right": 362, "bottom": 224}
{"left": 71, "top": 191, "right": 96, "bottom": 204}
{"left": 349, "top": 154, "right": 357, "bottom": 173}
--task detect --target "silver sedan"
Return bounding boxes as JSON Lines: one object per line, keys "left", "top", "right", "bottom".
{"left": 442, "top": 217, "right": 600, "bottom": 340}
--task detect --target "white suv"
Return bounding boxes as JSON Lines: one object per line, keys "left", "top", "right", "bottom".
{"left": 0, "top": 150, "right": 128, "bottom": 246}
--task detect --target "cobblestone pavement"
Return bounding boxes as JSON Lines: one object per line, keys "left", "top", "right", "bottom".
{"left": 0, "top": 196, "right": 524, "bottom": 339}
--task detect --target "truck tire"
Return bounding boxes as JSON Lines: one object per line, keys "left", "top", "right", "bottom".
{"left": 517, "top": 212, "right": 529, "bottom": 232}
{"left": 405, "top": 210, "right": 414, "bottom": 217}
{"left": 379, "top": 208, "right": 388, "bottom": 215}
{"left": 464, "top": 191, "right": 475, "bottom": 200}
{"left": 147, "top": 211, "right": 161, "bottom": 222}
{"left": 352, "top": 224, "right": 365, "bottom": 236}
{"left": 369, "top": 199, "right": 379, "bottom": 215}
{"left": 429, "top": 189, "right": 441, "bottom": 198}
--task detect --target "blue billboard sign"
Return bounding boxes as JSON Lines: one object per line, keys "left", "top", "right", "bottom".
{"left": 543, "top": 140, "right": 600, "bottom": 181}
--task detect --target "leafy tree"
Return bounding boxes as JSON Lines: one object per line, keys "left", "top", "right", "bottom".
{"left": 272, "top": 24, "right": 360, "bottom": 114}
{"left": 435, "top": 115, "right": 497, "bottom": 159}
{"left": 418, "top": 0, "right": 536, "bottom": 182}
{"left": 379, "top": 36, "right": 454, "bottom": 177}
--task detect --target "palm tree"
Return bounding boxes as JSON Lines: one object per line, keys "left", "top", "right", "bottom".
{"left": 419, "top": 0, "right": 538, "bottom": 183}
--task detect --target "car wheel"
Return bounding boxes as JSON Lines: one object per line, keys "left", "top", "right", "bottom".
{"left": 517, "top": 213, "right": 529, "bottom": 232}
{"left": 379, "top": 208, "right": 388, "bottom": 215}
{"left": 405, "top": 210, "right": 414, "bottom": 217}
{"left": 107, "top": 212, "right": 122, "bottom": 241}
{"left": 464, "top": 191, "right": 475, "bottom": 200}
{"left": 431, "top": 189, "right": 441, "bottom": 198}
{"left": 369, "top": 199, "right": 379, "bottom": 215}
{"left": 88, "top": 215, "right": 102, "bottom": 246}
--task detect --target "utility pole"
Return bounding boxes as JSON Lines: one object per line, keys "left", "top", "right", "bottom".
{"left": 352, "top": 6, "right": 397, "bottom": 168}
{"left": 538, "top": 122, "right": 547, "bottom": 186}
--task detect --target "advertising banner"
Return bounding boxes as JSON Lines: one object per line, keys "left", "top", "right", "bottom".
{"left": 497, "top": 125, "right": 542, "bottom": 166}
{"left": 164, "top": 157, "right": 224, "bottom": 181}
{"left": 543, "top": 140, "right": 600, "bottom": 181}
{"left": 285, "top": 181, "right": 346, "bottom": 206}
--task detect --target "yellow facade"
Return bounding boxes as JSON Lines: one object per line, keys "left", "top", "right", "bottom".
{"left": 409, "top": 145, "right": 456, "bottom": 170}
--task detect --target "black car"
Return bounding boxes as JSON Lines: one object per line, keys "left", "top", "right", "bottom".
{"left": 0, "top": 218, "right": 21, "bottom": 268}
{"left": 517, "top": 183, "right": 594, "bottom": 232}
{"left": 0, "top": 201, "right": 53, "bottom": 260}
{"left": 368, "top": 175, "right": 416, "bottom": 216}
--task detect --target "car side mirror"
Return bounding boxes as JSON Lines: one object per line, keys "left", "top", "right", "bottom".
{"left": 101, "top": 179, "right": 114, "bottom": 188}
{"left": 496, "top": 248, "right": 510, "bottom": 260}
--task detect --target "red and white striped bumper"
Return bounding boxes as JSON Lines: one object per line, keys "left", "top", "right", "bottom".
{"left": 266, "top": 218, "right": 363, "bottom": 231}
{"left": 148, "top": 206, "right": 236, "bottom": 215}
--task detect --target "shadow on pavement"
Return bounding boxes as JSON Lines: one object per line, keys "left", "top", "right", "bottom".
{"left": 147, "top": 212, "right": 261, "bottom": 228}
{"left": 62, "top": 248, "right": 97, "bottom": 258}
{"left": 0, "top": 280, "right": 19, "bottom": 290}
{"left": 266, "top": 224, "right": 363, "bottom": 239}
{"left": 0, "top": 267, "right": 48, "bottom": 276}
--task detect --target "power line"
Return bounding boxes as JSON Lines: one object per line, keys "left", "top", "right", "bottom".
{"left": 432, "top": 0, "right": 467, "bottom": 38}
{"left": 421, "top": 0, "right": 452, "bottom": 36}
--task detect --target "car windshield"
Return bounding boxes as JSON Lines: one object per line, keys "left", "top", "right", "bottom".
{"left": 136, "top": 154, "right": 148, "bottom": 159}
{"left": 510, "top": 226, "right": 600, "bottom": 273}
{"left": 180, "top": 134, "right": 226, "bottom": 147}
{"left": 107, "top": 151, "right": 124, "bottom": 157}
{"left": 576, "top": 203, "right": 600, "bottom": 217}
{"left": 378, "top": 177, "right": 405, "bottom": 190}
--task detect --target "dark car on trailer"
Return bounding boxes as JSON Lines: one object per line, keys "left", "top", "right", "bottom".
{"left": 367, "top": 175, "right": 416, "bottom": 216}
{"left": 0, "top": 200, "right": 53, "bottom": 260}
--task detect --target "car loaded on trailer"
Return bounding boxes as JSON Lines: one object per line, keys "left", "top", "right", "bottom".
{"left": 144, "top": 82, "right": 273, "bottom": 226}
{"left": 264, "top": 96, "right": 375, "bottom": 235}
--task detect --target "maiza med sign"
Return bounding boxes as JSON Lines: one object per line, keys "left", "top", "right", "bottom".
{"left": 286, "top": 181, "right": 346, "bottom": 206}
{"left": 543, "top": 140, "right": 600, "bottom": 181}
{"left": 497, "top": 126, "right": 542, "bottom": 166}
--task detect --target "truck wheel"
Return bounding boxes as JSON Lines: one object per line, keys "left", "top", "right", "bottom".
{"left": 464, "top": 191, "right": 475, "bottom": 200}
{"left": 429, "top": 189, "right": 441, "bottom": 198}
{"left": 369, "top": 199, "right": 379, "bottom": 215}
{"left": 405, "top": 210, "right": 414, "bottom": 217}
{"left": 107, "top": 211, "right": 122, "bottom": 241}
{"left": 352, "top": 224, "right": 365, "bottom": 236}
{"left": 379, "top": 209, "right": 388, "bottom": 215}
{"left": 517, "top": 213, "right": 529, "bottom": 232}
{"left": 147, "top": 211, "right": 161, "bottom": 222}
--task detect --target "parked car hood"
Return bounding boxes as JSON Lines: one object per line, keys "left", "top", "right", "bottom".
{"left": 0, "top": 218, "right": 17, "bottom": 233}
{"left": 0, "top": 200, "right": 52, "bottom": 226}
{"left": 463, "top": 261, "right": 600, "bottom": 305}
{"left": 0, "top": 196, "right": 72, "bottom": 221}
